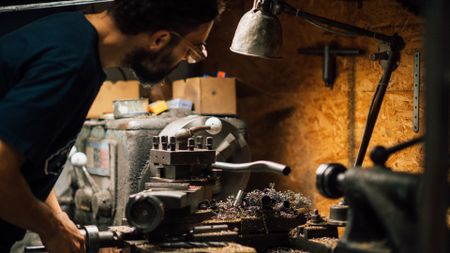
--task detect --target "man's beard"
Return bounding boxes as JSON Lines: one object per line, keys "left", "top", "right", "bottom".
{"left": 123, "top": 43, "right": 180, "bottom": 86}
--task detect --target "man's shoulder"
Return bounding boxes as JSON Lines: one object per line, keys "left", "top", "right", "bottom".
{"left": 23, "top": 11, "right": 90, "bottom": 35}
{"left": 32, "top": 12, "right": 96, "bottom": 50}
{"left": 0, "top": 12, "right": 101, "bottom": 76}
{"left": 2, "top": 12, "right": 97, "bottom": 54}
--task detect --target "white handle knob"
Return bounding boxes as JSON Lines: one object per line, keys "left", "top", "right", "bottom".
{"left": 205, "top": 117, "right": 222, "bottom": 135}
{"left": 71, "top": 152, "right": 88, "bottom": 167}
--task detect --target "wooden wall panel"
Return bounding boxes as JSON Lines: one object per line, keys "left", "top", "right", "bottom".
{"left": 202, "top": 0, "right": 424, "bottom": 215}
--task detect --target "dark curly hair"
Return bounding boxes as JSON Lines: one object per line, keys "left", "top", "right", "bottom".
{"left": 109, "top": 0, "right": 226, "bottom": 36}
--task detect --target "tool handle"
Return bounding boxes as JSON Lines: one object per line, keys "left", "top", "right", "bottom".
{"left": 24, "top": 246, "right": 47, "bottom": 252}
{"left": 24, "top": 226, "right": 119, "bottom": 253}
{"left": 212, "top": 161, "right": 291, "bottom": 176}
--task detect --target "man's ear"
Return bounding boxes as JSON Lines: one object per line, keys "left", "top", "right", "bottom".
{"left": 148, "top": 30, "right": 171, "bottom": 51}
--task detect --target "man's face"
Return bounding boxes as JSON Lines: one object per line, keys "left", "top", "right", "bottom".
{"left": 123, "top": 22, "right": 214, "bottom": 86}
{"left": 123, "top": 42, "right": 179, "bottom": 85}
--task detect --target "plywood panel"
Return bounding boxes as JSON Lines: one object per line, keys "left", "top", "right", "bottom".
{"left": 202, "top": 0, "right": 424, "bottom": 215}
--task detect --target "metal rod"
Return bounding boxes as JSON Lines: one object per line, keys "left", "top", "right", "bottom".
{"left": 354, "top": 50, "right": 397, "bottom": 167}
{"left": 174, "top": 126, "right": 211, "bottom": 140}
{"left": 0, "top": 0, "right": 113, "bottom": 13}
{"left": 385, "top": 136, "right": 424, "bottom": 155}
{"left": 281, "top": 2, "right": 393, "bottom": 43}
{"left": 233, "top": 190, "right": 245, "bottom": 207}
{"left": 298, "top": 48, "right": 363, "bottom": 55}
{"left": 212, "top": 161, "right": 291, "bottom": 176}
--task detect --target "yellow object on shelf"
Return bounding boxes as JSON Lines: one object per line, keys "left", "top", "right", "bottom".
{"left": 148, "top": 100, "right": 169, "bottom": 115}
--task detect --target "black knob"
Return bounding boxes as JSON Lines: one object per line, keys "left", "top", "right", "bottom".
{"left": 206, "top": 137, "right": 213, "bottom": 150}
{"left": 188, "top": 138, "right": 195, "bottom": 150}
{"left": 196, "top": 136, "right": 204, "bottom": 149}
{"left": 370, "top": 145, "right": 389, "bottom": 166}
{"left": 152, "top": 136, "right": 160, "bottom": 149}
{"left": 161, "top": 136, "right": 168, "bottom": 150}
{"left": 169, "top": 136, "right": 176, "bottom": 151}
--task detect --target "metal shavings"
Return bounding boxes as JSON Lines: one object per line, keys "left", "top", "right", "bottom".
{"left": 309, "top": 237, "right": 339, "bottom": 248}
{"left": 135, "top": 242, "right": 256, "bottom": 253}
{"left": 267, "top": 247, "right": 310, "bottom": 253}
{"left": 212, "top": 184, "right": 311, "bottom": 220}
{"left": 108, "top": 226, "right": 135, "bottom": 234}
{"left": 289, "top": 227, "right": 301, "bottom": 238}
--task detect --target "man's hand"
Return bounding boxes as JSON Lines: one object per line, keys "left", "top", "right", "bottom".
{"left": 39, "top": 212, "right": 86, "bottom": 253}
{"left": 0, "top": 139, "right": 85, "bottom": 252}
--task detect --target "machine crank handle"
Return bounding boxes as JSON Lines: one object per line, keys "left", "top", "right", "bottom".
{"left": 370, "top": 135, "right": 424, "bottom": 166}
{"left": 175, "top": 117, "right": 223, "bottom": 140}
{"left": 212, "top": 161, "right": 291, "bottom": 176}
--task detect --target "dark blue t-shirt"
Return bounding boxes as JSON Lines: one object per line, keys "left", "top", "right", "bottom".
{"left": 0, "top": 11, "right": 105, "bottom": 248}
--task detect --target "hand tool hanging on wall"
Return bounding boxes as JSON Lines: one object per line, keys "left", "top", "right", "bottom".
{"left": 298, "top": 45, "right": 363, "bottom": 88}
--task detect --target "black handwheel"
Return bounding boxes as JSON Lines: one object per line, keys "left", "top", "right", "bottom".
{"left": 316, "top": 163, "right": 347, "bottom": 199}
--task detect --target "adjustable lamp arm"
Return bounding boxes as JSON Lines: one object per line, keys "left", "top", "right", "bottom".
{"left": 278, "top": 1, "right": 394, "bottom": 43}
{"left": 255, "top": 0, "right": 405, "bottom": 167}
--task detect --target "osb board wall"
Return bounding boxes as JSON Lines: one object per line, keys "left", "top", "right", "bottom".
{"left": 201, "top": 0, "right": 425, "bottom": 215}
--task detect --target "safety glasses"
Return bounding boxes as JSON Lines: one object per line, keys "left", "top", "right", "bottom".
{"left": 170, "top": 31, "right": 208, "bottom": 64}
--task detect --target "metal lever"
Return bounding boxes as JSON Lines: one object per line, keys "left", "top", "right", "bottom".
{"left": 175, "top": 126, "right": 211, "bottom": 140}
{"left": 370, "top": 136, "right": 424, "bottom": 166}
{"left": 175, "top": 117, "right": 223, "bottom": 140}
{"left": 71, "top": 152, "right": 100, "bottom": 192}
{"left": 212, "top": 161, "right": 291, "bottom": 176}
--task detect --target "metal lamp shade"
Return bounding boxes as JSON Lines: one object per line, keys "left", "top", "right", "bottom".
{"left": 230, "top": 9, "right": 283, "bottom": 59}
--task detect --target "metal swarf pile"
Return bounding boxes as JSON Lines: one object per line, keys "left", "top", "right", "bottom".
{"left": 267, "top": 247, "right": 310, "bottom": 253}
{"left": 212, "top": 184, "right": 312, "bottom": 220}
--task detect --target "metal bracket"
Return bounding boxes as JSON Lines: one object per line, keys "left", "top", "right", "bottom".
{"left": 413, "top": 51, "right": 420, "bottom": 132}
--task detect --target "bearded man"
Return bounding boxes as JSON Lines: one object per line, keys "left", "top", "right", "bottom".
{"left": 0, "top": 0, "right": 224, "bottom": 252}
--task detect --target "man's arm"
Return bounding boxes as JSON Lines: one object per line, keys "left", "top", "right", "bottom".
{"left": 0, "top": 139, "right": 85, "bottom": 253}
{"left": 0, "top": 139, "right": 56, "bottom": 235}
{"left": 46, "top": 189, "right": 63, "bottom": 214}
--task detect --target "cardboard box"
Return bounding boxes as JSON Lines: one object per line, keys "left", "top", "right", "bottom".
{"left": 172, "top": 77, "right": 236, "bottom": 115}
{"left": 88, "top": 80, "right": 140, "bottom": 118}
